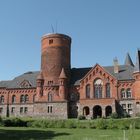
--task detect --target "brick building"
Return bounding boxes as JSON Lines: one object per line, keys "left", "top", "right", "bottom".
{"left": 0, "top": 33, "right": 140, "bottom": 119}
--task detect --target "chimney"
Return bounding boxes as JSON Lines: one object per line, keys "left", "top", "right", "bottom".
{"left": 113, "top": 57, "right": 119, "bottom": 74}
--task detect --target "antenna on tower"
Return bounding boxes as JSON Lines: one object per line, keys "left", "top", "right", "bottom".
{"left": 51, "top": 24, "right": 54, "bottom": 33}
{"left": 55, "top": 21, "right": 58, "bottom": 33}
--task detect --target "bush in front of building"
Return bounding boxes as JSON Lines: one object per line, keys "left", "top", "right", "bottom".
{"left": 106, "top": 119, "right": 118, "bottom": 129}
{"left": 1, "top": 117, "right": 140, "bottom": 129}
{"left": 78, "top": 115, "right": 86, "bottom": 120}
{"left": 95, "top": 118, "right": 107, "bottom": 129}
{"left": 0, "top": 116, "right": 4, "bottom": 126}
{"left": 64, "top": 120, "right": 77, "bottom": 128}
{"left": 110, "top": 112, "right": 119, "bottom": 119}
{"left": 3, "top": 117, "right": 28, "bottom": 127}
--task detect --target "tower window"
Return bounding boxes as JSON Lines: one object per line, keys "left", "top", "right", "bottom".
{"left": 49, "top": 39, "right": 53, "bottom": 44}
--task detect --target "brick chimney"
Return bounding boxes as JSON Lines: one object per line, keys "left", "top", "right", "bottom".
{"left": 113, "top": 57, "right": 119, "bottom": 74}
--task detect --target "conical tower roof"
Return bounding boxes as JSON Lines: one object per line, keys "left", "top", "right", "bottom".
{"left": 124, "top": 53, "right": 134, "bottom": 66}
{"left": 59, "top": 68, "right": 67, "bottom": 79}
{"left": 37, "top": 71, "right": 43, "bottom": 80}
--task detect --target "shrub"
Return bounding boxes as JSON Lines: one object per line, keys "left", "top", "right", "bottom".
{"left": 89, "top": 121, "right": 96, "bottom": 129}
{"left": 106, "top": 119, "right": 117, "bottom": 129}
{"left": 117, "top": 119, "right": 130, "bottom": 130}
{"left": 3, "top": 118, "right": 27, "bottom": 127}
{"left": 110, "top": 112, "right": 119, "bottom": 119}
{"left": 0, "top": 116, "right": 3, "bottom": 126}
{"left": 2, "top": 117, "right": 140, "bottom": 130}
{"left": 96, "top": 118, "right": 107, "bottom": 129}
{"left": 64, "top": 120, "right": 76, "bottom": 128}
{"left": 77, "top": 121, "right": 89, "bottom": 128}
{"left": 78, "top": 115, "right": 86, "bottom": 120}
{"left": 122, "top": 112, "right": 130, "bottom": 118}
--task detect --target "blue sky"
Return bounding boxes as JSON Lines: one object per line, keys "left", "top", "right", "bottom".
{"left": 0, "top": 0, "right": 140, "bottom": 80}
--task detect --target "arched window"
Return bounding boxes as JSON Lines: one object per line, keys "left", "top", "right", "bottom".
{"left": 1, "top": 96, "right": 4, "bottom": 104}
{"left": 126, "top": 88, "right": 132, "bottom": 98}
{"left": 20, "top": 95, "right": 25, "bottom": 103}
{"left": 106, "top": 83, "right": 110, "bottom": 98}
{"left": 121, "top": 89, "right": 125, "bottom": 99}
{"left": 12, "top": 95, "right": 16, "bottom": 103}
{"left": 48, "top": 92, "right": 53, "bottom": 102}
{"left": 94, "top": 79, "right": 103, "bottom": 98}
{"left": 25, "top": 95, "right": 29, "bottom": 102}
{"left": 85, "top": 84, "right": 90, "bottom": 98}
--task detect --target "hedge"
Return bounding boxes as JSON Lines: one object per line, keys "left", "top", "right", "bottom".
{"left": 0, "top": 117, "right": 140, "bottom": 130}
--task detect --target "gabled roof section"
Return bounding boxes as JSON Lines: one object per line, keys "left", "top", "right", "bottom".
{"left": 80, "top": 63, "right": 117, "bottom": 82}
{"left": 0, "top": 71, "right": 39, "bottom": 89}
{"left": 124, "top": 53, "right": 134, "bottom": 67}
{"left": 70, "top": 64, "right": 134, "bottom": 86}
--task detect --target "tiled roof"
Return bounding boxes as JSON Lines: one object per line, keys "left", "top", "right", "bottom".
{"left": 0, "top": 65, "right": 135, "bottom": 88}
{"left": 71, "top": 65, "right": 134, "bottom": 85}
{"left": 0, "top": 71, "right": 39, "bottom": 89}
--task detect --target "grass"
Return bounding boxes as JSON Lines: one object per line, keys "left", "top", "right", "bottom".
{"left": 0, "top": 127, "right": 140, "bottom": 140}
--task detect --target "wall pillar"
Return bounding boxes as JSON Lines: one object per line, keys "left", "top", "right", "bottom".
{"left": 90, "top": 84, "right": 94, "bottom": 98}
{"left": 102, "top": 84, "right": 106, "bottom": 98}
{"left": 102, "top": 106, "right": 106, "bottom": 117}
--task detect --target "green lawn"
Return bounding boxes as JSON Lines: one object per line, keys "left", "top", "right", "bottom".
{"left": 0, "top": 127, "right": 140, "bottom": 140}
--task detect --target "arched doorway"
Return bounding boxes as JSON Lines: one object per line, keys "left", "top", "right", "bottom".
{"left": 93, "top": 105, "right": 102, "bottom": 118}
{"left": 105, "top": 106, "right": 112, "bottom": 117}
{"left": 83, "top": 106, "right": 90, "bottom": 116}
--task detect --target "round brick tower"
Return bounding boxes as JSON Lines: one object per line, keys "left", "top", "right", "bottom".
{"left": 41, "top": 33, "right": 71, "bottom": 85}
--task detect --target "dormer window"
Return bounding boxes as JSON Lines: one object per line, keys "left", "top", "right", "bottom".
{"left": 19, "top": 80, "right": 32, "bottom": 88}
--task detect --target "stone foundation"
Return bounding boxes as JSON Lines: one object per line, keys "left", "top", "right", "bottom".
{"left": 33, "top": 102, "right": 68, "bottom": 119}
{"left": 8, "top": 104, "right": 34, "bottom": 117}
{"left": 0, "top": 105, "right": 8, "bottom": 117}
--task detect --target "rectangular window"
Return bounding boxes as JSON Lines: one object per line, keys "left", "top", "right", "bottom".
{"left": 24, "top": 107, "right": 28, "bottom": 114}
{"left": 50, "top": 106, "right": 52, "bottom": 113}
{"left": 128, "top": 109, "right": 133, "bottom": 115}
{"left": 11, "top": 107, "right": 15, "bottom": 114}
{"left": 122, "top": 104, "right": 126, "bottom": 109}
{"left": 47, "top": 106, "right": 53, "bottom": 113}
{"left": 128, "top": 104, "right": 132, "bottom": 109}
{"left": 20, "top": 107, "right": 23, "bottom": 114}
{"left": 0, "top": 107, "right": 3, "bottom": 113}
{"left": 47, "top": 106, "right": 49, "bottom": 113}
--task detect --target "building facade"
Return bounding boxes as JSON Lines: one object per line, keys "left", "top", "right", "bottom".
{"left": 0, "top": 33, "right": 140, "bottom": 119}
